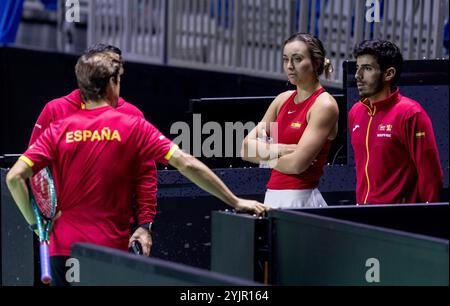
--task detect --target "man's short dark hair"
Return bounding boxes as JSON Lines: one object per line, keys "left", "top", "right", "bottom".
{"left": 353, "top": 40, "right": 404, "bottom": 86}
{"left": 75, "top": 45, "right": 123, "bottom": 102}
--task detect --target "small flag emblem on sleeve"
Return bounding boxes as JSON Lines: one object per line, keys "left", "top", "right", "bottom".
{"left": 415, "top": 132, "right": 426, "bottom": 138}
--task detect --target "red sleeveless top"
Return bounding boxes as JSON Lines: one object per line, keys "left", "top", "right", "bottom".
{"left": 267, "top": 88, "right": 332, "bottom": 190}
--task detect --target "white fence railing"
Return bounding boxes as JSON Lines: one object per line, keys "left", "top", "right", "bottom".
{"left": 86, "top": 0, "right": 449, "bottom": 88}
{"left": 88, "top": 0, "right": 166, "bottom": 64}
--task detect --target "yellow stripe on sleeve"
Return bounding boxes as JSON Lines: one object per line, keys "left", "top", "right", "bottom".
{"left": 164, "top": 144, "right": 179, "bottom": 161}
{"left": 19, "top": 155, "right": 34, "bottom": 168}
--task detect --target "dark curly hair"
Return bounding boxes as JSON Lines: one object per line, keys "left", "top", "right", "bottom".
{"left": 353, "top": 40, "right": 403, "bottom": 86}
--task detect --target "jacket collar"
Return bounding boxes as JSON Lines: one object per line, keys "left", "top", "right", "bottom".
{"left": 65, "top": 89, "right": 125, "bottom": 109}
{"left": 360, "top": 88, "right": 400, "bottom": 112}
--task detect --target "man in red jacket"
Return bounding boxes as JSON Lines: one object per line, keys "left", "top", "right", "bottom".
{"left": 349, "top": 40, "right": 443, "bottom": 205}
{"left": 28, "top": 44, "right": 158, "bottom": 256}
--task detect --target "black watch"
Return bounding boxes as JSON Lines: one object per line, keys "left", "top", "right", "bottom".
{"left": 139, "top": 222, "right": 153, "bottom": 232}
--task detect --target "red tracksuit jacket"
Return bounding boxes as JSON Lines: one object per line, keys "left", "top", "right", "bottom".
{"left": 349, "top": 89, "right": 443, "bottom": 204}
{"left": 28, "top": 89, "right": 158, "bottom": 224}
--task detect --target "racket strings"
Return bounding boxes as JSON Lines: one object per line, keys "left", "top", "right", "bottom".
{"left": 30, "top": 170, "right": 56, "bottom": 219}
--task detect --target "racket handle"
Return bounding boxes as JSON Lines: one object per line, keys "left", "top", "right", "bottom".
{"left": 40, "top": 242, "right": 52, "bottom": 284}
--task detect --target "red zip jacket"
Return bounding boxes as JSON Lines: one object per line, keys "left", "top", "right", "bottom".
{"left": 349, "top": 89, "right": 443, "bottom": 204}
{"left": 29, "top": 89, "right": 158, "bottom": 224}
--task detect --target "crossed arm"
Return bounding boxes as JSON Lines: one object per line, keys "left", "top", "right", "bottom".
{"left": 242, "top": 92, "right": 338, "bottom": 175}
{"left": 274, "top": 97, "right": 338, "bottom": 174}
{"left": 241, "top": 92, "right": 296, "bottom": 164}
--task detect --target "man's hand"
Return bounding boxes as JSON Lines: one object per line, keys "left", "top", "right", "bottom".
{"left": 234, "top": 198, "right": 270, "bottom": 217}
{"left": 31, "top": 210, "right": 62, "bottom": 237}
{"left": 129, "top": 226, "right": 152, "bottom": 256}
{"left": 48, "top": 210, "right": 62, "bottom": 234}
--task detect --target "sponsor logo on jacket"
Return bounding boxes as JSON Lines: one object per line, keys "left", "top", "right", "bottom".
{"left": 377, "top": 123, "right": 393, "bottom": 138}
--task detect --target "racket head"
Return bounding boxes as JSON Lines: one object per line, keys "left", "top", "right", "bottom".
{"left": 28, "top": 167, "right": 56, "bottom": 284}
{"left": 29, "top": 167, "right": 57, "bottom": 219}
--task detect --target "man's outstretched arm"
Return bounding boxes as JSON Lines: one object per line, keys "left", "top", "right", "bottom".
{"left": 168, "top": 149, "right": 269, "bottom": 216}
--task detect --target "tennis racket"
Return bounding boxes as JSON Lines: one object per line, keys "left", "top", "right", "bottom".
{"left": 29, "top": 167, "right": 57, "bottom": 285}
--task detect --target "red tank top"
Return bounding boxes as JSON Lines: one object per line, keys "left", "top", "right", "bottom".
{"left": 267, "top": 87, "right": 332, "bottom": 190}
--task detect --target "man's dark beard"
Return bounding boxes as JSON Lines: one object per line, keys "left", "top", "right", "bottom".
{"left": 360, "top": 74, "right": 385, "bottom": 98}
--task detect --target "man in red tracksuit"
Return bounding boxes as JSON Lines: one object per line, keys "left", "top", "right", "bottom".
{"left": 28, "top": 44, "right": 158, "bottom": 255}
{"left": 349, "top": 40, "right": 443, "bottom": 205}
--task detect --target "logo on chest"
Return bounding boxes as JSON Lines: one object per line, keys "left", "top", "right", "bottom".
{"left": 290, "top": 121, "right": 302, "bottom": 129}
{"left": 377, "top": 124, "right": 393, "bottom": 138}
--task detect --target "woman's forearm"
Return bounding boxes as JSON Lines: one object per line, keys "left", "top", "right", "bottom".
{"left": 241, "top": 138, "right": 280, "bottom": 164}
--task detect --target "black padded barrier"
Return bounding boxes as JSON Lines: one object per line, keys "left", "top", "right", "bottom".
{"left": 0, "top": 168, "right": 34, "bottom": 286}
{"left": 71, "top": 243, "right": 262, "bottom": 286}
{"left": 292, "top": 203, "right": 449, "bottom": 239}
{"left": 210, "top": 204, "right": 449, "bottom": 285}
{"left": 211, "top": 211, "right": 268, "bottom": 283}
{"left": 269, "top": 209, "right": 448, "bottom": 286}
